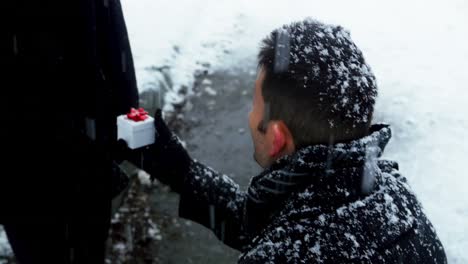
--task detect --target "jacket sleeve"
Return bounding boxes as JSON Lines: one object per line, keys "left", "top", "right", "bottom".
{"left": 99, "top": 0, "right": 139, "bottom": 113}
{"left": 140, "top": 121, "right": 250, "bottom": 250}
{"left": 177, "top": 160, "right": 250, "bottom": 251}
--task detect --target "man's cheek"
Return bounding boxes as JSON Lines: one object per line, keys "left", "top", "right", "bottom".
{"left": 253, "top": 150, "right": 263, "bottom": 167}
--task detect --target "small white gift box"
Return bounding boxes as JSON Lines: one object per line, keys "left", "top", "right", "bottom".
{"left": 117, "top": 111, "right": 155, "bottom": 149}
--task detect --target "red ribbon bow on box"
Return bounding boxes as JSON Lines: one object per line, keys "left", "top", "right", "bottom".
{"left": 127, "top": 108, "right": 149, "bottom": 122}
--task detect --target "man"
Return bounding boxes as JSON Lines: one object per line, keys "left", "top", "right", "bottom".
{"left": 145, "top": 19, "right": 447, "bottom": 263}
{"left": 1, "top": 0, "right": 138, "bottom": 263}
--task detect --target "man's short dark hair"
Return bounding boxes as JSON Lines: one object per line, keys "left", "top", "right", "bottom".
{"left": 258, "top": 18, "right": 378, "bottom": 148}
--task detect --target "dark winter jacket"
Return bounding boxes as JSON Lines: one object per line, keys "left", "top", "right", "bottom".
{"left": 1, "top": 0, "right": 138, "bottom": 224}
{"left": 172, "top": 124, "right": 447, "bottom": 263}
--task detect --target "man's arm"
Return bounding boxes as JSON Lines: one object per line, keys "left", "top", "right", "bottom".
{"left": 134, "top": 110, "right": 250, "bottom": 250}
{"left": 178, "top": 160, "right": 249, "bottom": 250}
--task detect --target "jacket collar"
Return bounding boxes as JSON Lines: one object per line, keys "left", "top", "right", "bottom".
{"left": 245, "top": 124, "right": 392, "bottom": 235}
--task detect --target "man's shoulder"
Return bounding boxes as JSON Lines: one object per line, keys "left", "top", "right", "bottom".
{"left": 238, "top": 219, "right": 322, "bottom": 264}
{"left": 239, "top": 168, "right": 427, "bottom": 263}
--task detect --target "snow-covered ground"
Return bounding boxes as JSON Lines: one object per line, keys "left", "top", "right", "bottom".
{"left": 1, "top": 0, "right": 466, "bottom": 262}
{"left": 121, "top": 0, "right": 468, "bottom": 263}
{"left": 0, "top": 226, "right": 12, "bottom": 263}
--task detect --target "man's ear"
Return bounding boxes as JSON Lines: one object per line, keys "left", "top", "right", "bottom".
{"left": 269, "top": 122, "right": 287, "bottom": 157}
{"left": 268, "top": 121, "right": 296, "bottom": 158}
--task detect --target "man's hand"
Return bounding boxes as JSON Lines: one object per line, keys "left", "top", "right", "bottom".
{"left": 113, "top": 139, "right": 134, "bottom": 165}
{"left": 143, "top": 109, "right": 192, "bottom": 192}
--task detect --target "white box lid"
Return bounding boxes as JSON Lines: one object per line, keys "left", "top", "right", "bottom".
{"left": 117, "top": 115, "right": 154, "bottom": 132}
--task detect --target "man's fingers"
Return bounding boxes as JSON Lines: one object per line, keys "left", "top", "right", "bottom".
{"left": 155, "top": 108, "right": 163, "bottom": 120}
{"left": 153, "top": 108, "right": 172, "bottom": 141}
{"left": 117, "top": 139, "right": 129, "bottom": 150}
